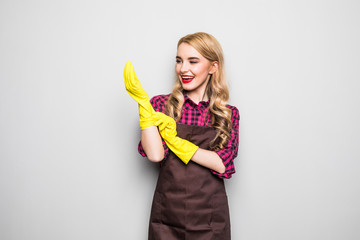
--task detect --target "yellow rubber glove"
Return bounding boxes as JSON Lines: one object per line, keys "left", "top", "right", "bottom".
{"left": 124, "top": 61, "right": 158, "bottom": 129}
{"left": 155, "top": 112, "right": 199, "bottom": 164}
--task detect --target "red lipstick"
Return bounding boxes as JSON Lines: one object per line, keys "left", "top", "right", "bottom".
{"left": 181, "top": 75, "right": 194, "bottom": 83}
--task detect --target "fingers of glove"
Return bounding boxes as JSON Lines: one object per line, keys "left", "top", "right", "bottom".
{"left": 156, "top": 118, "right": 170, "bottom": 132}
{"left": 126, "top": 66, "right": 142, "bottom": 95}
{"left": 154, "top": 113, "right": 176, "bottom": 132}
{"left": 124, "top": 61, "right": 133, "bottom": 91}
{"left": 167, "top": 126, "right": 178, "bottom": 138}
{"left": 159, "top": 124, "right": 177, "bottom": 140}
{"left": 158, "top": 119, "right": 173, "bottom": 134}
{"left": 124, "top": 61, "right": 136, "bottom": 89}
{"left": 124, "top": 61, "right": 149, "bottom": 102}
{"left": 159, "top": 113, "right": 176, "bottom": 128}
{"left": 153, "top": 112, "right": 168, "bottom": 125}
{"left": 153, "top": 112, "right": 166, "bottom": 126}
{"left": 129, "top": 65, "right": 147, "bottom": 99}
{"left": 123, "top": 61, "right": 131, "bottom": 79}
{"left": 161, "top": 118, "right": 177, "bottom": 135}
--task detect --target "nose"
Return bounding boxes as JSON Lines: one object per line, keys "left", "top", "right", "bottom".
{"left": 180, "top": 61, "right": 189, "bottom": 73}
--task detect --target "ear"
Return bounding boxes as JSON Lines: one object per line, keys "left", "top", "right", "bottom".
{"left": 209, "top": 61, "right": 219, "bottom": 74}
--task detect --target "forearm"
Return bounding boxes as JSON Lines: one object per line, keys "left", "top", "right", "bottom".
{"left": 191, "top": 148, "right": 225, "bottom": 174}
{"left": 141, "top": 126, "right": 164, "bottom": 162}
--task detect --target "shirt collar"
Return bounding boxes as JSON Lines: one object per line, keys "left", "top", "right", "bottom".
{"left": 184, "top": 94, "right": 210, "bottom": 109}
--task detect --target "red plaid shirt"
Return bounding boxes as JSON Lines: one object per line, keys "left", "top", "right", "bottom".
{"left": 138, "top": 94, "right": 240, "bottom": 179}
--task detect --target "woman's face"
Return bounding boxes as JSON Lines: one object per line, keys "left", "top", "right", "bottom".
{"left": 176, "top": 43, "right": 217, "bottom": 94}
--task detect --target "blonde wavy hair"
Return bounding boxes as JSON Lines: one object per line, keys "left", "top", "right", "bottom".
{"left": 165, "top": 32, "right": 232, "bottom": 150}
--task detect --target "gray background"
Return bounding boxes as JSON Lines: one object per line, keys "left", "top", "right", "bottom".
{"left": 1, "top": 0, "right": 360, "bottom": 239}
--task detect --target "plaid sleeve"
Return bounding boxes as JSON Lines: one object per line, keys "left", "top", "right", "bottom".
{"left": 138, "top": 95, "right": 170, "bottom": 159}
{"left": 211, "top": 105, "right": 240, "bottom": 179}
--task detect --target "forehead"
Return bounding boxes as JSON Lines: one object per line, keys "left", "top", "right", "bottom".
{"left": 177, "top": 43, "right": 203, "bottom": 59}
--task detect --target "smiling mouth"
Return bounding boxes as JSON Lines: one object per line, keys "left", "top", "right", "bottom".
{"left": 181, "top": 75, "right": 194, "bottom": 83}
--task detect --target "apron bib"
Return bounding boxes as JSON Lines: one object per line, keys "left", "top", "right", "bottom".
{"left": 148, "top": 124, "right": 231, "bottom": 240}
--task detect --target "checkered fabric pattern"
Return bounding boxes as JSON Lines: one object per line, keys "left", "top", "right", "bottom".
{"left": 138, "top": 94, "right": 239, "bottom": 179}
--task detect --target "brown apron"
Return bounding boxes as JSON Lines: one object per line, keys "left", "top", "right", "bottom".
{"left": 149, "top": 124, "right": 231, "bottom": 240}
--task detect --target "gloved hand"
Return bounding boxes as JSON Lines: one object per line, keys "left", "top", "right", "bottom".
{"left": 124, "top": 61, "right": 158, "bottom": 129}
{"left": 155, "top": 112, "right": 199, "bottom": 164}
{"left": 124, "top": 61, "right": 198, "bottom": 163}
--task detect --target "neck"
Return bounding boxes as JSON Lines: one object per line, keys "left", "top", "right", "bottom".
{"left": 186, "top": 92, "right": 208, "bottom": 104}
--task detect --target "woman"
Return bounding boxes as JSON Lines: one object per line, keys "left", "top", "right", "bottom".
{"left": 124, "top": 32, "right": 239, "bottom": 240}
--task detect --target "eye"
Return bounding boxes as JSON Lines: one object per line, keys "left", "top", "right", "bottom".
{"left": 176, "top": 59, "right": 182, "bottom": 63}
{"left": 190, "top": 61, "right": 198, "bottom": 64}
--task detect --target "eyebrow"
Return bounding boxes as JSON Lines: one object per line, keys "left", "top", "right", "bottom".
{"left": 176, "top": 56, "right": 200, "bottom": 60}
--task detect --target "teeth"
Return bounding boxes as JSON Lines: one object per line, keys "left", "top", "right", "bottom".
{"left": 182, "top": 76, "right": 194, "bottom": 79}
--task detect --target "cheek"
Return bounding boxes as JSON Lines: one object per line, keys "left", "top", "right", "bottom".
{"left": 175, "top": 65, "right": 181, "bottom": 74}
{"left": 194, "top": 65, "right": 210, "bottom": 76}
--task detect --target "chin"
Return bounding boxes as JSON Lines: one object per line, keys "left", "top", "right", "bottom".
{"left": 181, "top": 83, "right": 194, "bottom": 91}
